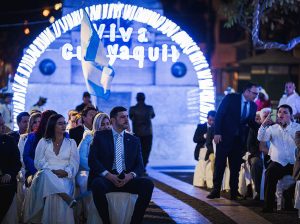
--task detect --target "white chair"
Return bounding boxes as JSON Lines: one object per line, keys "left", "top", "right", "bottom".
{"left": 87, "top": 192, "right": 138, "bottom": 224}
{"left": 16, "top": 170, "right": 26, "bottom": 222}
{"left": 275, "top": 175, "right": 295, "bottom": 211}
{"left": 193, "top": 147, "right": 214, "bottom": 188}
{"left": 193, "top": 147, "right": 209, "bottom": 187}
{"left": 205, "top": 160, "right": 213, "bottom": 189}
{"left": 238, "top": 153, "right": 252, "bottom": 197}
{"left": 294, "top": 180, "right": 300, "bottom": 218}
{"left": 2, "top": 194, "right": 18, "bottom": 224}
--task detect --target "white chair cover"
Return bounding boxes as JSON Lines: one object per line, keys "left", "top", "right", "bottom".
{"left": 276, "top": 175, "right": 295, "bottom": 210}
{"left": 193, "top": 147, "right": 208, "bottom": 187}
{"left": 23, "top": 170, "right": 75, "bottom": 224}
{"left": 16, "top": 170, "right": 26, "bottom": 222}
{"left": 294, "top": 180, "right": 300, "bottom": 218}
{"left": 238, "top": 153, "right": 252, "bottom": 197}
{"left": 87, "top": 192, "right": 138, "bottom": 224}
{"left": 43, "top": 194, "right": 75, "bottom": 224}
{"left": 2, "top": 194, "right": 18, "bottom": 224}
{"left": 205, "top": 161, "right": 213, "bottom": 189}
{"left": 221, "top": 161, "right": 230, "bottom": 191}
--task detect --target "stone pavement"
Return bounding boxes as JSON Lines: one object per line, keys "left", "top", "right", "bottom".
{"left": 144, "top": 167, "right": 299, "bottom": 224}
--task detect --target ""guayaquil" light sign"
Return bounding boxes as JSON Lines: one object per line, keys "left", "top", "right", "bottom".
{"left": 61, "top": 21, "right": 180, "bottom": 68}
{"left": 12, "top": 3, "right": 215, "bottom": 129}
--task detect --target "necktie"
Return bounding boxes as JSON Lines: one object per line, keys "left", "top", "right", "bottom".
{"left": 241, "top": 101, "right": 248, "bottom": 120}
{"left": 115, "top": 134, "right": 123, "bottom": 174}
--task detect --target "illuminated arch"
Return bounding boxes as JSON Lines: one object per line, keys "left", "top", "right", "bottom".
{"left": 12, "top": 3, "right": 215, "bottom": 128}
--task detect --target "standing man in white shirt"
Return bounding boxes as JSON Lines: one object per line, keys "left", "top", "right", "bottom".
{"left": 258, "top": 104, "right": 300, "bottom": 213}
{"left": 278, "top": 82, "right": 300, "bottom": 120}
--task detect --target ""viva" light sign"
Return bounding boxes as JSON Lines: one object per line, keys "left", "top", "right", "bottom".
{"left": 61, "top": 23, "right": 180, "bottom": 68}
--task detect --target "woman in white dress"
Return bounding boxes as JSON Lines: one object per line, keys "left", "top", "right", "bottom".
{"left": 23, "top": 114, "right": 79, "bottom": 224}
{"left": 77, "top": 112, "right": 111, "bottom": 194}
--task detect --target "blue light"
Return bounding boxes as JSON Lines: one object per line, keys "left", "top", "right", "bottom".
{"left": 39, "top": 59, "right": 56, "bottom": 76}
{"left": 171, "top": 62, "right": 187, "bottom": 78}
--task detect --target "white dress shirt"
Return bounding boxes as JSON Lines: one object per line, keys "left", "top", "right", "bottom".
{"left": 279, "top": 92, "right": 300, "bottom": 115}
{"left": 101, "top": 129, "right": 137, "bottom": 178}
{"left": 257, "top": 122, "right": 300, "bottom": 166}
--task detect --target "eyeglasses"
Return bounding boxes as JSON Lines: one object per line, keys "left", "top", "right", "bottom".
{"left": 248, "top": 89, "right": 259, "bottom": 96}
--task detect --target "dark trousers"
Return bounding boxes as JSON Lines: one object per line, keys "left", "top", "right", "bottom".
{"left": 264, "top": 161, "right": 294, "bottom": 210}
{"left": 213, "top": 137, "right": 243, "bottom": 196}
{"left": 136, "top": 135, "right": 153, "bottom": 169}
{"left": 91, "top": 176, "right": 154, "bottom": 224}
{"left": 0, "top": 183, "right": 16, "bottom": 223}
{"left": 250, "top": 156, "right": 263, "bottom": 195}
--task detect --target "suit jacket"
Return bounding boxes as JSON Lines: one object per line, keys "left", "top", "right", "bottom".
{"left": 193, "top": 123, "right": 207, "bottom": 160}
{"left": 129, "top": 103, "right": 155, "bottom": 136}
{"left": 69, "top": 125, "right": 85, "bottom": 146}
{"left": 214, "top": 93, "right": 258, "bottom": 147}
{"left": 205, "top": 126, "right": 214, "bottom": 161}
{"left": 8, "top": 131, "right": 20, "bottom": 144}
{"left": 0, "top": 134, "right": 22, "bottom": 188}
{"left": 88, "top": 129, "right": 144, "bottom": 188}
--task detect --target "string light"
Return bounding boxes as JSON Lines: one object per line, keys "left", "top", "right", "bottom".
{"left": 54, "top": 3, "right": 62, "bottom": 11}
{"left": 24, "top": 27, "right": 30, "bottom": 35}
{"left": 49, "top": 16, "right": 55, "bottom": 23}
{"left": 42, "top": 9, "right": 50, "bottom": 17}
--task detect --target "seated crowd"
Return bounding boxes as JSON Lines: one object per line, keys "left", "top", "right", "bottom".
{"left": 0, "top": 102, "right": 153, "bottom": 224}
{"left": 193, "top": 82, "right": 300, "bottom": 217}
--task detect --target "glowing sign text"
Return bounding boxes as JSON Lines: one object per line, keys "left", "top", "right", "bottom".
{"left": 13, "top": 3, "right": 215, "bottom": 129}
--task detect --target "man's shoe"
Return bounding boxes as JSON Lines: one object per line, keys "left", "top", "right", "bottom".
{"left": 230, "top": 195, "right": 243, "bottom": 201}
{"left": 207, "top": 190, "right": 220, "bottom": 199}
{"left": 230, "top": 192, "right": 243, "bottom": 200}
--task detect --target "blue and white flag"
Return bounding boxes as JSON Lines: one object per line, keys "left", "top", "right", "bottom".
{"left": 81, "top": 11, "right": 114, "bottom": 100}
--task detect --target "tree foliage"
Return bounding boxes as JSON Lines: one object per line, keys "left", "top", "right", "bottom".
{"left": 219, "top": 0, "right": 300, "bottom": 50}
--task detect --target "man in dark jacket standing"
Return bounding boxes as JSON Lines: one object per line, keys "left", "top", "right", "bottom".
{"left": 207, "top": 83, "right": 259, "bottom": 200}
{"left": 129, "top": 93, "right": 155, "bottom": 174}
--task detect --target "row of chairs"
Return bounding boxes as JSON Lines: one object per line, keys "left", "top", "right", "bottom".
{"left": 2, "top": 170, "right": 138, "bottom": 224}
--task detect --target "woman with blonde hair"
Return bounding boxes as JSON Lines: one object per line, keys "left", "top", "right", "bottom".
{"left": 77, "top": 112, "right": 111, "bottom": 194}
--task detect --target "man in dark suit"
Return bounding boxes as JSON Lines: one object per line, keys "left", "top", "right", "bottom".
{"left": 89, "top": 106, "right": 154, "bottom": 224}
{"left": 129, "top": 92, "right": 155, "bottom": 173}
{"left": 0, "top": 113, "right": 22, "bottom": 222}
{"left": 69, "top": 106, "right": 97, "bottom": 146}
{"left": 207, "top": 83, "right": 259, "bottom": 200}
{"left": 8, "top": 111, "right": 29, "bottom": 144}
{"left": 193, "top": 110, "right": 216, "bottom": 161}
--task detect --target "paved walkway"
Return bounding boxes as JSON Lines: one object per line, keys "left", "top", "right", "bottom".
{"left": 148, "top": 167, "right": 273, "bottom": 224}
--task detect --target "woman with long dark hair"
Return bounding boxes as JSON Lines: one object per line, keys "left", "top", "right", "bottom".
{"left": 23, "top": 114, "right": 79, "bottom": 223}
{"left": 23, "top": 110, "right": 57, "bottom": 186}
